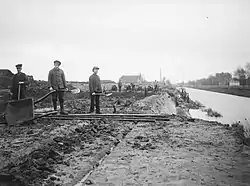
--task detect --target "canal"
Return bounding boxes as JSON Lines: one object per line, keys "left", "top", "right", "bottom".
{"left": 186, "top": 88, "right": 250, "bottom": 126}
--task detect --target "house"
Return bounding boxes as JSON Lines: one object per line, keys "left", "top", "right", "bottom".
{"left": 0, "top": 69, "right": 13, "bottom": 78}
{"left": 119, "top": 75, "right": 144, "bottom": 84}
{"left": 229, "top": 79, "right": 240, "bottom": 86}
{"left": 0, "top": 69, "right": 14, "bottom": 88}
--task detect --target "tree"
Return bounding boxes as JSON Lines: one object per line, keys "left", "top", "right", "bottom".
{"left": 215, "top": 72, "right": 232, "bottom": 85}
{"left": 234, "top": 67, "right": 246, "bottom": 79}
{"left": 245, "top": 62, "right": 250, "bottom": 77}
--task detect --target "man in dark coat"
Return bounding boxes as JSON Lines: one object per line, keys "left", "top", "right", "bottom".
{"left": 48, "top": 60, "right": 68, "bottom": 115}
{"left": 11, "top": 64, "right": 29, "bottom": 100}
{"left": 118, "top": 80, "right": 122, "bottom": 92}
{"left": 89, "top": 66, "right": 102, "bottom": 114}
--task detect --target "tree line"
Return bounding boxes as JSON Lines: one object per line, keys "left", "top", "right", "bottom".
{"left": 185, "top": 62, "right": 250, "bottom": 86}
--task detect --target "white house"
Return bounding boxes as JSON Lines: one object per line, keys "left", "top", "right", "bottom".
{"left": 229, "top": 79, "right": 240, "bottom": 86}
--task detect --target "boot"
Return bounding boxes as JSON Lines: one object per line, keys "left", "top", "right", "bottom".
{"left": 59, "top": 101, "right": 68, "bottom": 115}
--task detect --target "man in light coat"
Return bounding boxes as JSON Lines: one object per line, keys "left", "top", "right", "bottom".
{"left": 48, "top": 60, "right": 68, "bottom": 115}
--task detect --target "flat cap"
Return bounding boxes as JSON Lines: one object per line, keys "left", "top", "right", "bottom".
{"left": 15, "top": 64, "right": 22, "bottom": 68}
{"left": 92, "top": 66, "right": 99, "bottom": 71}
{"left": 54, "top": 60, "right": 61, "bottom": 65}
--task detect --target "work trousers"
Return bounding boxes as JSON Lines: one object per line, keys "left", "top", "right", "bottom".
{"left": 90, "top": 94, "right": 100, "bottom": 113}
{"left": 12, "top": 88, "right": 26, "bottom": 100}
{"left": 52, "top": 91, "right": 64, "bottom": 102}
{"left": 52, "top": 91, "right": 64, "bottom": 111}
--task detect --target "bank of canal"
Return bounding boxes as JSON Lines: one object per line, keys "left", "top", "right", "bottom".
{"left": 186, "top": 88, "right": 250, "bottom": 127}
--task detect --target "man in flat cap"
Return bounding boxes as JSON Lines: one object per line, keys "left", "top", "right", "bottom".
{"left": 48, "top": 60, "right": 68, "bottom": 115}
{"left": 10, "top": 64, "right": 29, "bottom": 100}
{"left": 89, "top": 66, "right": 102, "bottom": 114}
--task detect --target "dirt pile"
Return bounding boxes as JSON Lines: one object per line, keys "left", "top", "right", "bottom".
{"left": 132, "top": 93, "right": 176, "bottom": 115}
{"left": 27, "top": 80, "right": 79, "bottom": 107}
{"left": 0, "top": 147, "right": 63, "bottom": 185}
{"left": 0, "top": 118, "right": 136, "bottom": 185}
{"left": 85, "top": 97, "right": 250, "bottom": 186}
{"left": 0, "top": 90, "right": 153, "bottom": 185}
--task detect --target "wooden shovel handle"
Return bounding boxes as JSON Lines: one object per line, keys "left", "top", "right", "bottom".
{"left": 34, "top": 90, "right": 56, "bottom": 104}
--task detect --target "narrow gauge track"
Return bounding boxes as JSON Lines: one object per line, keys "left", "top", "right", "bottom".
{"left": 36, "top": 113, "right": 178, "bottom": 122}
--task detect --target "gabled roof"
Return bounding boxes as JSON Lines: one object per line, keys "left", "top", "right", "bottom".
{"left": 0, "top": 69, "right": 14, "bottom": 77}
{"left": 119, "top": 75, "right": 141, "bottom": 83}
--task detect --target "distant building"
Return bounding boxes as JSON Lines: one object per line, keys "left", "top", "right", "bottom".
{"left": 0, "top": 69, "right": 14, "bottom": 89}
{"left": 229, "top": 79, "right": 240, "bottom": 86}
{"left": 119, "top": 75, "right": 144, "bottom": 84}
{"left": 0, "top": 69, "right": 13, "bottom": 77}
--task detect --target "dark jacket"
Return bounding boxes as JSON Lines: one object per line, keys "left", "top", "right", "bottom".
{"left": 118, "top": 81, "right": 122, "bottom": 87}
{"left": 89, "top": 73, "right": 102, "bottom": 93}
{"left": 11, "top": 72, "right": 29, "bottom": 94}
{"left": 48, "top": 68, "right": 66, "bottom": 90}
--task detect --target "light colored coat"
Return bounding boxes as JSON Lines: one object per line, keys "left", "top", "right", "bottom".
{"left": 48, "top": 68, "right": 66, "bottom": 90}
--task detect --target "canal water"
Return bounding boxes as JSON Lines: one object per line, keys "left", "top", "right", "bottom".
{"left": 186, "top": 88, "right": 250, "bottom": 125}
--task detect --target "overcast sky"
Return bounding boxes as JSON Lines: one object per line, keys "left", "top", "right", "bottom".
{"left": 0, "top": 0, "right": 250, "bottom": 83}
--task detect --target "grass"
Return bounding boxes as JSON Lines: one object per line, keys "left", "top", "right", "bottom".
{"left": 190, "top": 86, "right": 250, "bottom": 98}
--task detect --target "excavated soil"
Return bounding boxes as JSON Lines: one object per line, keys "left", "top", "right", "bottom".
{"left": 1, "top": 88, "right": 250, "bottom": 186}
{"left": 82, "top": 92, "right": 250, "bottom": 186}
{"left": 86, "top": 119, "right": 250, "bottom": 186}
{"left": 0, "top": 90, "right": 152, "bottom": 185}
{"left": 0, "top": 118, "right": 135, "bottom": 186}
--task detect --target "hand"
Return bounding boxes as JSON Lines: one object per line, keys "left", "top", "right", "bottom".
{"left": 49, "top": 87, "right": 53, "bottom": 91}
{"left": 92, "top": 92, "right": 96, "bottom": 95}
{"left": 9, "top": 92, "right": 13, "bottom": 96}
{"left": 65, "top": 88, "right": 69, "bottom": 91}
{"left": 18, "top": 82, "right": 24, "bottom": 85}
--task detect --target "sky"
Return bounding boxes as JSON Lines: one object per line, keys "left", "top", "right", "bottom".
{"left": 0, "top": 0, "right": 250, "bottom": 83}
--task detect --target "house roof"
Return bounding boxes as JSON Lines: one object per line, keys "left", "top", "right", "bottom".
{"left": 0, "top": 69, "right": 14, "bottom": 77}
{"left": 119, "top": 75, "right": 141, "bottom": 83}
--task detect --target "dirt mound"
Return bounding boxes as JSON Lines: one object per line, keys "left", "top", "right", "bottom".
{"left": 0, "top": 118, "right": 135, "bottom": 185}
{"left": 27, "top": 80, "right": 80, "bottom": 108}
{"left": 133, "top": 93, "right": 176, "bottom": 114}
{"left": 0, "top": 146, "right": 63, "bottom": 185}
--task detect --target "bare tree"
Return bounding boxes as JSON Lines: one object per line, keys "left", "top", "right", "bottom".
{"left": 244, "top": 62, "right": 250, "bottom": 77}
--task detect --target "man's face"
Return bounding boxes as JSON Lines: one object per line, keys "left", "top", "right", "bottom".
{"left": 54, "top": 62, "right": 60, "bottom": 68}
{"left": 17, "top": 67, "right": 22, "bottom": 73}
{"left": 93, "top": 69, "right": 99, "bottom": 74}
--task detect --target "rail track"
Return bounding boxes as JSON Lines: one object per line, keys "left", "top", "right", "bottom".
{"left": 0, "top": 113, "right": 187, "bottom": 125}
{"left": 35, "top": 113, "right": 186, "bottom": 123}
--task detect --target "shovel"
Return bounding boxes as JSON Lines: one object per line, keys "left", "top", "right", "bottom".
{"left": 4, "top": 88, "right": 80, "bottom": 125}
{"left": 92, "top": 92, "right": 112, "bottom": 97}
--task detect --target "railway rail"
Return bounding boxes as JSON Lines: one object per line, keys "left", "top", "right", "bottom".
{"left": 0, "top": 113, "right": 187, "bottom": 125}
{"left": 36, "top": 113, "right": 186, "bottom": 122}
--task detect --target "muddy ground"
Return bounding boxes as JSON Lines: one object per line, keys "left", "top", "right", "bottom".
{"left": 0, "top": 90, "right": 156, "bottom": 185}
{"left": 0, "top": 87, "right": 250, "bottom": 186}
{"left": 86, "top": 119, "right": 250, "bottom": 186}
{"left": 69, "top": 90, "right": 250, "bottom": 186}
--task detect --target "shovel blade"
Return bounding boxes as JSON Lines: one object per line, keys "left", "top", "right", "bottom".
{"left": 5, "top": 98, "right": 34, "bottom": 125}
{"left": 106, "top": 93, "right": 112, "bottom": 97}
{"left": 70, "top": 88, "right": 80, "bottom": 94}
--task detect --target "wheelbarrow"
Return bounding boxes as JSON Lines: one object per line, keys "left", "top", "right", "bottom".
{"left": 2, "top": 88, "right": 80, "bottom": 125}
